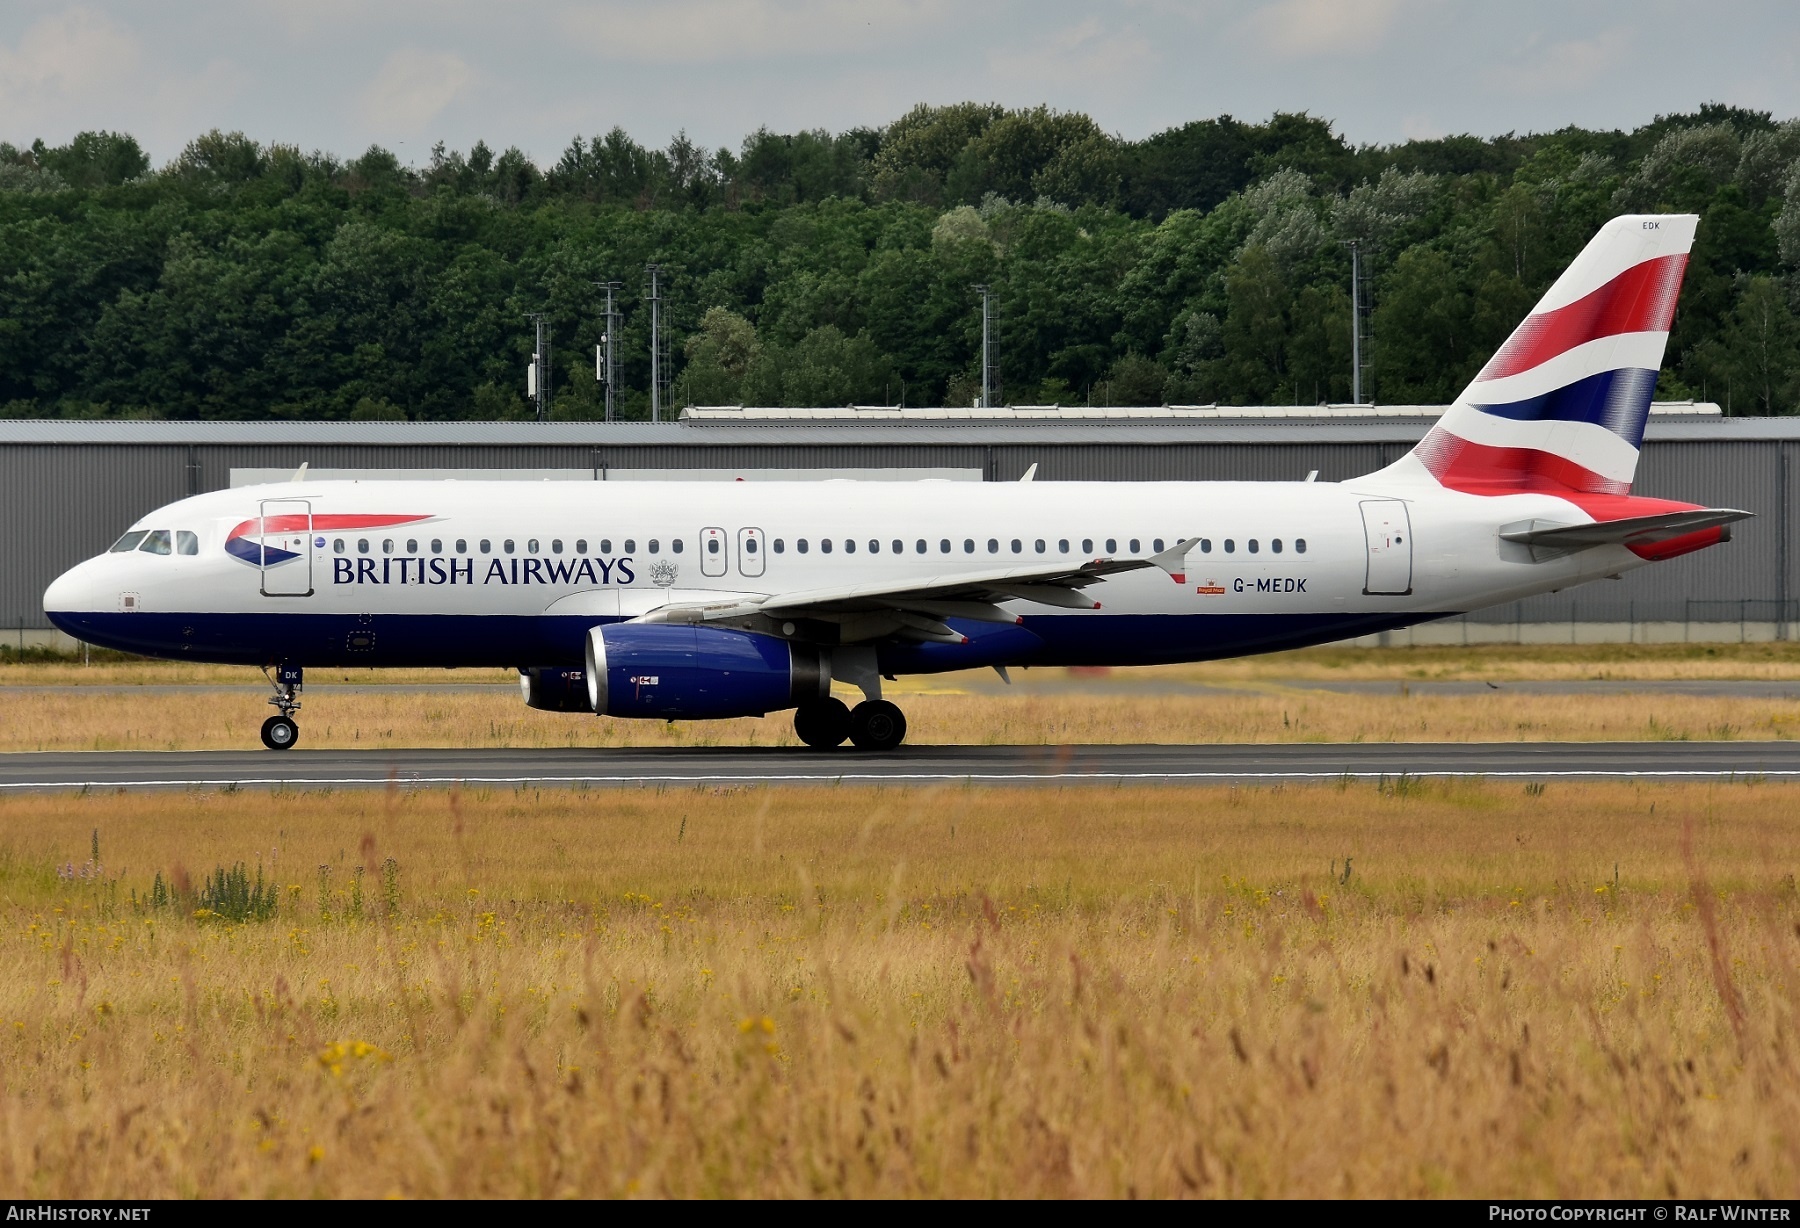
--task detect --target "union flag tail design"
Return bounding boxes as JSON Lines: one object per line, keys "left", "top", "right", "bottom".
{"left": 1385, "top": 213, "right": 1698, "bottom": 497}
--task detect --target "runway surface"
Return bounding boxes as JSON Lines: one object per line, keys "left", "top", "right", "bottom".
{"left": 4, "top": 741, "right": 1800, "bottom": 791}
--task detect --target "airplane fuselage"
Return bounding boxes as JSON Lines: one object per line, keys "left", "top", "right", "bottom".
{"left": 44, "top": 476, "right": 1658, "bottom": 673}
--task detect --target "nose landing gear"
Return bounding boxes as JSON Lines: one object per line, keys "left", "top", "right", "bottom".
{"left": 260, "top": 663, "right": 303, "bottom": 751}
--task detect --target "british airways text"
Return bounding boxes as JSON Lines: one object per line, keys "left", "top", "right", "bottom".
{"left": 331, "top": 556, "right": 637, "bottom": 586}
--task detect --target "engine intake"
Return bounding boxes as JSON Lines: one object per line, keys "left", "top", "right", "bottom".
{"left": 520, "top": 667, "right": 592, "bottom": 712}
{"left": 584, "top": 624, "right": 828, "bottom": 719}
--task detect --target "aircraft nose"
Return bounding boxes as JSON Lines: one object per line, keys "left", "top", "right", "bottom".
{"left": 43, "top": 557, "right": 104, "bottom": 616}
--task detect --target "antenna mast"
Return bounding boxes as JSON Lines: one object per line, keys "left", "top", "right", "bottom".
{"left": 646, "top": 263, "right": 663, "bottom": 422}
{"left": 972, "top": 283, "right": 994, "bottom": 408}
{"left": 592, "top": 280, "right": 620, "bottom": 422}
{"left": 525, "top": 312, "right": 550, "bottom": 422}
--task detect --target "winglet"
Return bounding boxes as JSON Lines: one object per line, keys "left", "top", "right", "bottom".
{"left": 1150, "top": 537, "right": 1201, "bottom": 585}
{"left": 291, "top": 462, "right": 309, "bottom": 483}
{"left": 1019, "top": 463, "right": 1038, "bottom": 483}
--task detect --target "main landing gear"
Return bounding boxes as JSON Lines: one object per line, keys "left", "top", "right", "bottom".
{"left": 792, "top": 697, "right": 908, "bottom": 751}
{"left": 260, "top": 663, "right": 303, "bottom": 751}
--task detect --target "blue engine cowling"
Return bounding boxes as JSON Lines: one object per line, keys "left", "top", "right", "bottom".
{"left": 583, "top": 624, "right": 829, "bottom": 719}
{"left": 520, "top": 667, "right": 592, "bottom": 712}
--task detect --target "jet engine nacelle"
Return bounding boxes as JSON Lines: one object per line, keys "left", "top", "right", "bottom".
{"left": 583, "top": 623, "right": 830, "bottom": 719}
{"left": 520, "top": 667, "right": 592, "bottom": 712}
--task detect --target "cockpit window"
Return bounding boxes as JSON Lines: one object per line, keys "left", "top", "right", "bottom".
{"left": 138, "top": 530, "right": 172, "bottom": 555}
{"left": 176, "top": 531, "right": 199, "bottom": 556}
{"left": 110, "top": 531, "right": 149, "bottom": 553}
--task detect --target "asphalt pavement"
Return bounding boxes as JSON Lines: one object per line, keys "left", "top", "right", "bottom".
{"left": 3, "top": 741, "right": 1799, "bottom": 791}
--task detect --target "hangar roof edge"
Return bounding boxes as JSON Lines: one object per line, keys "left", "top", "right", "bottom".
{"left": 0, "top": 416, "right": 1790, "bottom": 446}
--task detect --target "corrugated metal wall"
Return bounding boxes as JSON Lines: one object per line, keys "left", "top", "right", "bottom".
{"left": 1, "top": 435, "right": 1786, "bottom": 631}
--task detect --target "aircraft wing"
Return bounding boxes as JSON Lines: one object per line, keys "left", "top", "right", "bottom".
{"left": 633, "top": 538, "right": 1200, "bottom": 644}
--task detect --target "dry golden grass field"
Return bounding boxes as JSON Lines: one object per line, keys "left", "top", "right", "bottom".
{"left": 0, "top": 779, "right": 1796, "bottom": 1198}
{"left": 6, "top": 643, "right": 1800, "bottom": 751}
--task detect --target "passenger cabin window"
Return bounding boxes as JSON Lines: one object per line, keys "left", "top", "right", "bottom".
{"left": 504, "top": 539, "right": 515, "bottom": 554}
{"left": 964, "top": 539, "right": 975, "bottom": 554}
{"left": 527, "top": 539, "right": 539, "bottom": 554}
{"left": 383, "top": 539, "right": 394, "bottom": 554}
{"left": 1224, "top": 539, "right": 1236, "bottom": 553}
{"left": 551, "top": 539, "right": 562, "bottom": 554}
{"left": 1272, "top": 539, "right": 1283, "bottom": 554}
{"left": 600, "top": 539, "right": 612, "bottom": 553}
{"left": 987, "top": 539, "right": 999, "bottom": 554}
{"left": 1037, "top": 539, "right": 1047, "bottom": 553}
{"left": 358, "top": 539, "right": 370, "bottom": 554}
{"left": 843, "top": 539, "right": 854, "bottom": 554}
{"left": 1010, "top": 539, "right": 1022, "bottom": 553}
{"left": 140, "top": 530, "right": 172, "bottom": 555}
{"left": 431, "top": 539, "right": 443, "bottom": 554}
{"left": 1105, "top": 538, "right": 1117, "bottom": 553}
{"left": 110, "top": 531, "right": 149, "bottom": 553}
{"left": 1153, "top": 538, "right": 1164, "bottom": 552}
{"left": 672, "top": 539, "right": 683, "bottom": 553}
{"left": 1082, "top": 538, "right": 1093, "bottom": 553}
{"left": 455, "top": 539, "right": 467, "bottom": 554}
{"left": 624, "top": 539, "right": 636, "bottom": 553}
{"left": 1296, "top": 539, "right": 1308, "bottom": 554}
{"left": 648, "top": 539, "right": 660, "bottom": 554}
{"left": 406, "top": 538, "right": 417, "bottom": 553}
{"left": 746, "top": 538, "right": 760, "bottom": 555}
{"left": 707, "top": 538, "right": 720, "bottom": 555}
{"left": 893, "top": 540, "right": 904, "bottom": 554}
{"left": 773, "top": 539, "right": 785, "bottom": 553}
{"left": 479, "top": 539, "right": 491, "bottom": 554}
{"left": 1129, "top": 539, "right": 1140, "bottom": 553}
{"left": 333, "top": 539, "right": 346, "bottom": 554}
{"left": 821, "top": 539, "right": 833, "bottom": 554}
{"left": 916, "top": 540, "right": 927, "bottom": 554}
{"left": 1248, "top": 539, "right": 1260, "bottom": 554}
{"left": 176, "top": 531, "right": 198, "bottom": 556}
{"left": 574, "top": 539, "right": 586, "bottom": 553}
{"left": 1200, "top": 539, "right": 1212, "bottom": 553}
{"left": 940, "top": 539, "right": 951, "bottom": 553}
{"left": 798, "top": 539, "right": 809, "bottom": 554}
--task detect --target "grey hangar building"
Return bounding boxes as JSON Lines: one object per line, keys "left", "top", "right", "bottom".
{"left": 3, "top": 406, "right": 1794, "bottom": 650}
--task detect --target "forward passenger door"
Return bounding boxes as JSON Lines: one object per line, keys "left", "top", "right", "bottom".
{"left": 258, "top": 498, "right": 313, "bottom": 597}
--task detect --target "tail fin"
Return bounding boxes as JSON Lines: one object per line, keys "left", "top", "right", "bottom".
{"left": 1380, "top": 213, "right": 1698, "bottom": 496}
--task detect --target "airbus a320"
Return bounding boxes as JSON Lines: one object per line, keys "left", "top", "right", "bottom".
{"left": 44, "top": 214, "right": 1745, "bottom": 751}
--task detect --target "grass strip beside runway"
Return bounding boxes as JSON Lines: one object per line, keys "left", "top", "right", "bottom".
{"left": 1, "top": 780, "right": 1795, "bottom": 1197}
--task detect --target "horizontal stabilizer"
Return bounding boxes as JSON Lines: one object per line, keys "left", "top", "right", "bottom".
{"left": 1500, "top": 508, "right": 1751, "bottom": 560}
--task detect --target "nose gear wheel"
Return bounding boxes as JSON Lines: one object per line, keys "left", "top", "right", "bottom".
{"left": 260, "top": 715, "right": 299, "bottom": 750}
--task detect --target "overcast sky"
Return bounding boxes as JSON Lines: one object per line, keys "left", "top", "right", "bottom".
{"left": 4, "top": 1, "right": 1798, "bottom": 165}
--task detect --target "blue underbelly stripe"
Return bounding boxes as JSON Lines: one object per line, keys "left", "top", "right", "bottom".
{"left": 49, "top": 609, "right": 1460, "bottom": 672}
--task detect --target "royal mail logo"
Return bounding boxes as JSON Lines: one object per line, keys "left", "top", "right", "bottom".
{"left": 1196, "top": 581, "right": 1226, "bottom": 595}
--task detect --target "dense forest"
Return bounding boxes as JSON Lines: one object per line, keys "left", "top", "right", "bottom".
{"left": 3, "top": 102, "right": 1800, "bottom": 420}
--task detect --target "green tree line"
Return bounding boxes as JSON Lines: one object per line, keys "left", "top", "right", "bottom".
{"left": 4, "top": 102, "right": 1800, "bottom": 420}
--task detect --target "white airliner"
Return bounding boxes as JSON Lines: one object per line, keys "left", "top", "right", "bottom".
{"left": 44, "top": 214, "right": 1747, "bottom": 751}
